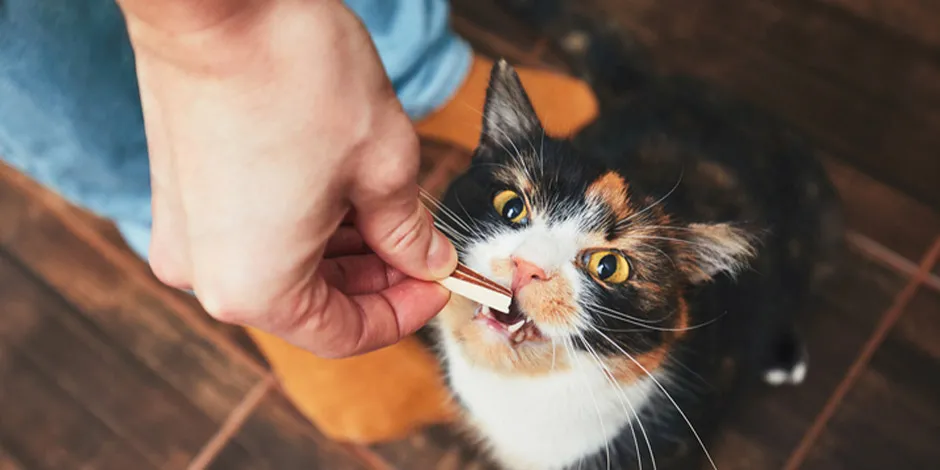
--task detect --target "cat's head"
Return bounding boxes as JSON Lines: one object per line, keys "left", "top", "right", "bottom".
{"left": 435, "top": 60, "right": 757, "bottom": 380}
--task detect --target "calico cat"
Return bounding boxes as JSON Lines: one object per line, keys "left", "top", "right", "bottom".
{"left": 424, "top": 59, "right": 840, "bottom": 470}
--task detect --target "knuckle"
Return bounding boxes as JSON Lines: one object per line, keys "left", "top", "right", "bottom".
{"left": 366, "top": 134, "right": 420, "bottom": 197}
{"left": 149, "top": 254, "right": 189, "bottom": 289}
{"left": 194, "top": 277, "right": 261, "bottom": 325}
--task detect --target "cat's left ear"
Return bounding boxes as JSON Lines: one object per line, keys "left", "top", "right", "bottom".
{"left": 479, "top": 59, "right": 543, "bottom": 149}
{"left": 678, "top": 223, "right": 759, "bottom": 284}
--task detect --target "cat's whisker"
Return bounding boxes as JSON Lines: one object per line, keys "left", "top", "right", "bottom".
{"left": 588, "top": 304, "right": 728, "bottom": 332}
{"left": 453, "top": 193, "right": 487, "bottom": 234}
{"left": 419, "top": 190, "right": 475, "bottom": 233}
{"left": 550, "top": 336, "right": 558, "bottom": 372}
{"left": 585, "top": 324, "right": 719, "bottom": 470}
{"left": 643, "top": 225, "right": 706, "bottom": 233}
{"left": 628, "top": 234, "right": 716, "bottom": 250}
{"left": 583, "top": 302, "right": 663, "bottom": 326}
{"left": 632, "top": 241, "right": 677, "bottom": 270}
{"left": 424, "top": 206, "right": 473, "bottom": 237}
{"left": 618, "top": 171, "right": 684, "bottom": 227}
{"left": 564, "top": 337, "right": 612, "bottom": 470}
{"left": 578, "top": 332, "right": 652, "bottom": 470}
{"left": 539, "top": 127, "right": 546, "bottom": 179}
{"left": 428, "top": 217, "right": 471, "bottom": 242}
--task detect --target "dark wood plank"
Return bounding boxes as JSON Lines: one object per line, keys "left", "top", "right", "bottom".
{"left": 0, "top": 256, "right": 154, "bottom": 470}
{"left": 0, "top": 445, "right": 28, "bottom": 470}
{"left": 0, "top": 353, "right": 153, "bottom": 470}
{"left": 710, "top": 246, "right": 909, "bottom": 468}
{"left": 801, "top": 287, "right": 940, "bottom": 469}
{"left": 574, "top": 0, "right": 940, "bottom": 210}
{"left": 894, "top": 285, "right": 940, "bottom": 363}
{"left": 371, "top": 426, "right": 496, "bottom": 470}
{"left": 451, "top": 0, "right": 560, "bottom": 68}
{"left": 207, "top": 390, "right": 374, "bottom": 470}
{"left": 0, "top": 164, "right": 264, "bottom": 424}
{"left": 815, "top": 0, "right": 940, "bottom": 50}
{"left": 823, "top": 158, "right": 940, "bottom": 264}
{"left": 0, "top": 252, "right": 233, "bottom": 468}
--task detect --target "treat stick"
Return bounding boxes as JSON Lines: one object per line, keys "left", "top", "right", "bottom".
{"left": 439, "top": 263, "right": 512, "bottom": 313}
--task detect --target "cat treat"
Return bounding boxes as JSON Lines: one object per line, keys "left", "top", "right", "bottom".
{"left": 439, "top": 263, "right": 512, "bottom": 312}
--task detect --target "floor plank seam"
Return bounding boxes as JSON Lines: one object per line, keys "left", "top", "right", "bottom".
{"left": 186, "top": 374, "right": 277, "bottom": 470}
{"left": 0, "top": 247, "right": 246, "bottom": 435}
{"left": 339, "top": 443, "right": 399, "bottom": 470}
{"left": 782, "top": 235, "right": 940, "bottom": 470}
{"left": 846, "top": 230, "right": 940, "bottom": 292}
{"left": 452, "top": 16, "right": 540, "bottom": 65}
{"left": 1, "top": 171, "right": 270, "bottom": 377}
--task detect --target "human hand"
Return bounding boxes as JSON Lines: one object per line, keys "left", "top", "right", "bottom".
{"left": 115, "top": 0, "right": 457, "bottom": 357}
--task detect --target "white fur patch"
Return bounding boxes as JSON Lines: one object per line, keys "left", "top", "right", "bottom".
{"left": 446, "top": 214, "right": 659, "bottom": 469}
{"left": 464, "top": 217, "right": 588, "bottom": 336}
{"left": 443, "top": 335, "right": 655, "bottom": 470}
{"left": 762, "top": 359, "right": 808, "bottom": 387}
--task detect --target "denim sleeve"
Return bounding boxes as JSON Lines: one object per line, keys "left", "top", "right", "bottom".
{"left": 0, "top": 0, "right": 471, "bottom": 260}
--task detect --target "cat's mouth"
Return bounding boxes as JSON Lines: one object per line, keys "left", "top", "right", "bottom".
{"left": 474, "top": 301, "right": 546, "bottom": 344}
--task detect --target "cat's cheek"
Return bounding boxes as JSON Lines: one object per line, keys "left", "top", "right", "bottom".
{"left": 516, "top": 274, "right": 583, "bottom": 336}
{"left": 455, "top": 326, "right": 568, "bottom": 376}
{"left": 435, "top": 293, "right": 567, "bottom": 376}
{"left": 489, "top": 258, "right": 514, "bottom": 280}
{"left": 603, "top": 346, "right": 670, "bottom": 385}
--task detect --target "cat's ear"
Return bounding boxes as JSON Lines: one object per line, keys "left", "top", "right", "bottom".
{"left": 480, "top": 59, "right": 542, "bottom": 149}
{"left": 678, "top": 223, "right": 758, "bottom": 284}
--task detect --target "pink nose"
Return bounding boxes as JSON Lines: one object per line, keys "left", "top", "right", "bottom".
{"left": 511, "top": 256, "right": 549, "bottom": 291}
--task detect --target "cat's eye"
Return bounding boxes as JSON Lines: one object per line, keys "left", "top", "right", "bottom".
{"left": 492, "top": 190, "right": 529, "bottom": 224}
{"left": 583, "top": 250, "right": 631, "bottom": 284}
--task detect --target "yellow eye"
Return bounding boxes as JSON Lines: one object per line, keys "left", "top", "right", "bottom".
{"left": 492, "top": 190, "right": 529, "bottom": 224}
{"left": 584, "top": 250, "right": 631, "bottom": 284}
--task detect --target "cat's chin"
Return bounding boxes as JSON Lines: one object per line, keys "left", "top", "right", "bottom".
{"left": 473, "top": 305, "right": 547, "bottom": 346}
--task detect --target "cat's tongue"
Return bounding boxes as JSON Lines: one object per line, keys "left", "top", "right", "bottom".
{"left": 491, "top": 304, "right": 525, "bottom": 326}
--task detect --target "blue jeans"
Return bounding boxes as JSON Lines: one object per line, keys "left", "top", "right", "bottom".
{"left": 0, "top": 0, "right": 472, "bottom": 259}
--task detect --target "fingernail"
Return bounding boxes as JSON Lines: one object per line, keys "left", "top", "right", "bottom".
{"left": 427, "top": 229, "right": 458, "bottom": 278}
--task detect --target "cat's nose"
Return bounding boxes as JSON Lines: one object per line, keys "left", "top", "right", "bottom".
{"left": 511, "top": 256, "right": 549, "bottom": 291}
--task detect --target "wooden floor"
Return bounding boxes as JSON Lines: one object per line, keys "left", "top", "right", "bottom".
{"left": 2, "top": 1, "right": 939, "bottom": 469}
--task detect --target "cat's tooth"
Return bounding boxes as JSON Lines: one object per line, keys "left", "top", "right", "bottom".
{"left": 507, "top": 320, "right": 525, "bottom": 334}
{"left": 511, "top": 330, "right": 525, "bottom": 344}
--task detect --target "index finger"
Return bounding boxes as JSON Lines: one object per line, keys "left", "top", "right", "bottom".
{"left": 279, "top": 275, "right": 451, "bottom": 358}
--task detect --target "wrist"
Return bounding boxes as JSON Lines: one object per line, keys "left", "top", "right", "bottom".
{"left": 117, "top": 0, "right": 342, "bottom": 71}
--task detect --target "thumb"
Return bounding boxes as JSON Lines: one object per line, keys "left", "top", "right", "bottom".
{"left": 354, "top": 188, "right": 457, "bottom": 281}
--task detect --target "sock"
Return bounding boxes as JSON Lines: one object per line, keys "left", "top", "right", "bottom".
{"left": 245, "top": 55, "right": 598, "bottom": 444}
{"left": 416, "top": 54, "right": 599, "bottom": 152}
{"left": 245, "top": 328, "right": 456, "bottom": 443}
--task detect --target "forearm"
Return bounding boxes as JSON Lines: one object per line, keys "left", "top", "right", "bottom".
{"left": 114, "top": 0, "right": 339, "bottom": 34}
{"left": 114, "top": 0, "right": 347, "bottom": 73}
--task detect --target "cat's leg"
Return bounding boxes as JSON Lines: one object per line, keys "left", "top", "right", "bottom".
{"left": 761, "top": 327, "right": 809, "bottom": 387}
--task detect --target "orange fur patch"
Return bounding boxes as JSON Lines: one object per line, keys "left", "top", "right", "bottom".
{"left": 587, "top": 172, "right": 632, "bottom": 220}
{"left": 515, "top": 276, "right": 578, "bottom": 329}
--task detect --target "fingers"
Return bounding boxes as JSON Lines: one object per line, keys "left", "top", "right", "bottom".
{"left": 353, "top": 183, "right": 457, "bottom": 282}
{"left": 139, "top": 74, "right": 193, "bottom": 290}
{"left": 279, "top": 276, "right": 450, "bottom": 358}
{"left": 324, "top": 226, "right": 371, "bottom": 257}
{"left": 319, "top": 253, "right": 407, "bottom": 294}
{"left": 350, "top": 121, "right": 457, "bottom": 282}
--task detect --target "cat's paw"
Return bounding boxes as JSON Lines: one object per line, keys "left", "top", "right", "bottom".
{"left": 762, "top": 330, "right": 808, "bottom": 387}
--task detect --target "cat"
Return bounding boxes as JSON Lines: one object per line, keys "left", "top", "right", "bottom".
{"left": 423, "top": 59, "right": 840, "bottom": 470}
